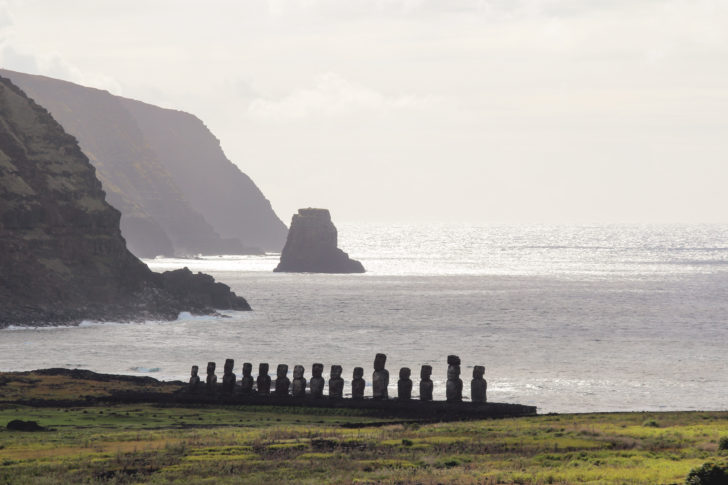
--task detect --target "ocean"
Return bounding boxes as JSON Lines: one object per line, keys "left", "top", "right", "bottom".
{"left": 2, "top": 223, "right": 727, "bottom": 413}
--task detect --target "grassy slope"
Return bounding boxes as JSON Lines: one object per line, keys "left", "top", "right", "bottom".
{"left": 0, "top": 372, "right": 727, "bottom": 484}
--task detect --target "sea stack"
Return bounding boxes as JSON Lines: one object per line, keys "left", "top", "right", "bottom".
{"left": 274, "top": 208, "right": 365, "bottom": 274}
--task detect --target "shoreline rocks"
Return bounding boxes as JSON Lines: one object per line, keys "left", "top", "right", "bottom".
{"left": 274, "top": 208, "right": 365, "bottom": 274}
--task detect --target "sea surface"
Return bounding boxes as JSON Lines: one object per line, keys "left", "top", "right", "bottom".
{"left": 2, "top": 223, "right": 727, "bottom": 413}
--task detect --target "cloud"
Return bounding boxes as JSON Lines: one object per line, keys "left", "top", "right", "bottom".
{"left": 247, "top": 72, "right": 440, "bottom": 120}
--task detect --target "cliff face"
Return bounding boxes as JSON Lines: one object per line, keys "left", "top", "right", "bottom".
{"left": 274, "top": 208, "right": 365, "bottom": 273}
{"left": 0, "top": 69, "right": 286, "bottom": 257}
{"left": 0, "top": 76, "right": 250, "bottom": 326}
{"left": 120, "top": 98, "right": 288, "bottom": 253}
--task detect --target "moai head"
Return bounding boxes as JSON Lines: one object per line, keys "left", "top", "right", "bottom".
{"left": 447, "top": 365, "right": 461, "bottom": 379}
{"left": 224, "top": 359, "right": 234, "bottom": 374}
{"left": 259, "top": 363, "right": 269, "bottom": 376}
{"left": 447, "top": 355, "right": 461, "bottom": 366}
{"left": 331, "top": 365, "right": 342, "bottom": 379}
{"left": 353, "top": 367, "right": 364, "bottom": 379}
{"left": 312, "top": 363, "right": 324, "bottom": 378}
{"left": 207, "top": 362, "right": 216, "bottom": 374}
{"left": 420, "top": 365, "right": 432, "bottom": 379}
{"left": 374, "top": 353, "right": 387, "bottom": 371}
{"left": 242, "top": 363, "right": 252, "bottom": 377}
{"left": 399, "top": 367, "right": 411, "bottom": 380}
{"left": 293, "top": 365, "right": 304, "bottom": 379}
{"left": 277, "top": 364, "right": 288, "bottom": 378}
{"left": 473, "top": 365, "right": 485, "bottom": 379}
{"left": 191, "top": 365, "right": 199, "bottom": 378}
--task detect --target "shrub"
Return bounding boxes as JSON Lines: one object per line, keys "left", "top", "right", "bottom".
{"left": 719, "top": 436, "right": 728, "bottom": 452}
{"left": 642, "top": 419, "right": 660, "bottom": 428}
{"left": 685, "top": 462, "right": 728, "bottom": 485}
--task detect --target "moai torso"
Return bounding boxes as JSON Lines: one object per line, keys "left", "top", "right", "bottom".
{"left": 240, "top": 363, "right": 254, "bottom": 394}
{"left": 372, "top": 353, "right": 389, "bottom": 400}
{"left": 188, "top": 365, "right": 201, "bottom": 392}
{"left": 292, "top": 365, "right": 307, "bottom": 397}
{"left": 257, "top": 363, "right": 271, "bottom": 395}
{"left": 329, "top": 365, "right": 344, "bottom": 399}
{"left": 206, "top": 362, "right": 217, "bottom": 394}
{"left": 310, "top": 363, "right": 325, "bottom": 398}
{"left": 419, "top": 365, "right": 433, "bottom": 401}
{"left": 351, "top": 367, "right": 365, "bottom": 400}
{"left": 275, "top": 364, "right": 290, "bottom": 396}
{"left": 398, "top": 367, "right": 413, "bottom": 400}
{"left": 446, "top": 355, "right": 463, "bottom": 403}
{"left": 471, "top": 365, "right": 487, "bottom": 403}
{"left": 222, "top": 358, "right": 236, "bottom": 393}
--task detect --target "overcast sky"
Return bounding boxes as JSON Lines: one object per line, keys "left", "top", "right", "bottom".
{"left": 1, "top": 0, "right": 727, "bottom": 223}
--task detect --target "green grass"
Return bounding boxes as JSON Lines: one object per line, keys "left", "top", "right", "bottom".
{"left": 1, "top": 406, "right": 727, "bottom": 484}
{"left": 1, "top": 371, "right": 726, "bottom": 484}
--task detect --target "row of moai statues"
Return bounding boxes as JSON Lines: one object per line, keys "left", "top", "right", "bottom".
{"left": 188, "top": 353, "right": 487, "bottom": 403}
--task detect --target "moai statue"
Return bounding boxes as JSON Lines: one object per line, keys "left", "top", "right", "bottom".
{"left": 329, "top": 365, "right": 344, "bottom": 399}
{"left": 240, "top": 363, "right": 254, "bottom": 394}
{"left": 419, "top": 365, "right": 433, "bottom": 401}
{"left": 398, "top": 367, "right": 413, "bottom": 400}
{"left": 446, "top": 355, "right": 463, "bottom": 403}
{"left": 188, "top": 365, "right": 201, "bottom": 392}
{"left": 351, "top": 367, "right": 365, "bottom": 400}
{"left": 471, "top": 365, "right": 487, "bottom": 403}
{"left": 205, "top": 362, "right": 217, "bottom": 394}
{"left": 310, "top": 363, "right": 325, "bottom": 399}
{"left": 257, "top": 363, "right": 271, "bottom": 395}
{"left": 292, "top": 365, "right": 307, "bottom": 397}
{"left": 275, "top": 364, "right": 290, "bottom": 396}
{"left": 372, "top": 353, "right": 389, "bottom": 400}
{"left": 222, "top": 358, "right": 236, "bottom": 393}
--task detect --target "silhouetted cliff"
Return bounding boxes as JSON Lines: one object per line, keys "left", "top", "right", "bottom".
{"left": 0, "top": 69, "right": 287, "bottom": 257}
{"left": 0, "top": 76, "right": 250, "bottom": 326}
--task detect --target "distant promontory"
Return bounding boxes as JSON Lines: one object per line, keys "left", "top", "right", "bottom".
{"left": 0, "top": 69, "right": 287, "bottom": 258}
{"left": 274, "top": 209, "right": 365, "bottom": 274}
{"left": 0, "top": 76, "right": 250, "bottom": 327}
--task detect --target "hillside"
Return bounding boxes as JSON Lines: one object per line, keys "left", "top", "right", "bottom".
{"left": 0, "top": 75, "right": 249, "bottom": 326}
{"left": 0, "top": 69, "right": 286, "bottom": 257}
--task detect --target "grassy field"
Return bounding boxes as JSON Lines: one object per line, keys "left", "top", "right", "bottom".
{"left": 1, "top": 405, "right": 727, "bottom": 484}
{"left": 0, "top": 372, "right": 727, "bottom": 484}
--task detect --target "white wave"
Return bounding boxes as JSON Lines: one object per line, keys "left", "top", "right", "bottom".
{"left": 2, "top": 311, "right": 229, "bottom": 331}
{"left": 129, "top": 366, "right": 161, "bottom": 373}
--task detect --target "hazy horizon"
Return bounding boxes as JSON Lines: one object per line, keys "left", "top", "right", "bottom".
{"left": 1, "top": 0, "right": 727, "bottom": 224}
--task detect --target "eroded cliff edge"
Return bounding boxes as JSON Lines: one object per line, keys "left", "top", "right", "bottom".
{"left": 0, "top": 76, "right": 250, "bottom": 327}
{"left": 274, "top": 208, "right": 365, "bottom": 273}
{"left": 0, "top": 69, "right": 287, "bottom": 257}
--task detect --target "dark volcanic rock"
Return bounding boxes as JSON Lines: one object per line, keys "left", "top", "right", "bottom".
{"left": 158, "top": 268, "right": 250, "bottom": 311}
{"left": 7, "top": 419, "right": 46, "bottom": 432}
{"left": 0, "top": 76, "right": 250, "bottom": 327}
{"left": 0, "top": 69, "right": 286, "bottom": 256}
{"left": 274, "top": 208, "right": 365, "bottom": 273}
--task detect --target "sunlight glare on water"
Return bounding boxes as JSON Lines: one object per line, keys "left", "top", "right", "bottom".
{"left": 1, "top": 223, "right": 727, "bottom": 413}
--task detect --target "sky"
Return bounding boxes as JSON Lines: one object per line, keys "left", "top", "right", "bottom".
{"left": 1, "top": 0, "right": 727, "bottom": 224}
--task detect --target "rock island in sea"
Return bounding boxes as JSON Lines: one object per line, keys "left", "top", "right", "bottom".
{"left": 274, "top": 208, "right": 365, "bottom": 274}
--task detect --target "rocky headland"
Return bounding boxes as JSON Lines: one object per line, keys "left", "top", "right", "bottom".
{"left": 274, "top": 208, "right": 365, "bottom": 273}
{"left": 0, "top": 69, "right": 287, "bottom": 258}
{"left": 0, "top": 76, "right": 249, "bottom": 327}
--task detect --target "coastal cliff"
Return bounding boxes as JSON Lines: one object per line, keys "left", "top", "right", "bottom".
{"left": 0, "top": 76, "right": 250, "bottom": 326}
{"left": 274, "top": 208, "right": 365, "bottom": 273}
{"left": 0, "top": 69, "right": 287, "bottom": 257}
